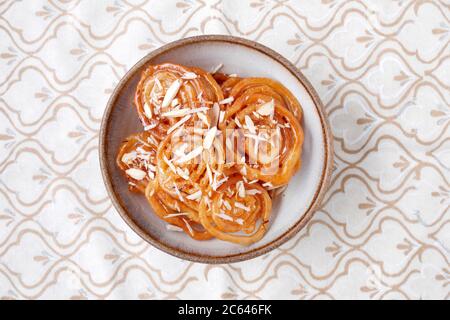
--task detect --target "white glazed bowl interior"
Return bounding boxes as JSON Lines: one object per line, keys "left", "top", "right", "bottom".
{"left": 103, "top": 38, "right": 328, "bottom": 261}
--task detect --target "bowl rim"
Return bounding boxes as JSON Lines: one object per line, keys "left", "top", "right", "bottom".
{"left": 99, "top": 34, "right": 334, "bottom": 264}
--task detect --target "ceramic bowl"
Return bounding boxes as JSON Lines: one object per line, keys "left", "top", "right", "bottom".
{"left": 99, "top": 35, "right": 333, "bottom": 264}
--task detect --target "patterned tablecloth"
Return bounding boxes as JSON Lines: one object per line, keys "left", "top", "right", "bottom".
{"left": 0, "top": 0, "right": 449, "bottom": 300}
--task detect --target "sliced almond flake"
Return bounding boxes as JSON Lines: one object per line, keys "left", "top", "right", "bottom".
{"left": 218, "top": 111, "right": 225, "bottom": 124}
{"left": 166, "top": 224, "right": 184, "bottom": 232}
{"left": 154, "top": 77, "right": 163, "bottom": 90}
{"left": 245, "top": 115, "right": 256, "bottom": 134}
{"left": 219, "top": 96, "right": 234, "bottom": 105}
{"left": 235, "top": 118, "right": 242, "bottom": 128}
{"left": 167, "top": 114, "right": 191, "bottom": 134}
{"left": 165, "top": 212, "right": 189, "bottom": 218}
{"left": 248, "top": 179, "right": 259, "bottom": 184}
{"left": 252, "top": 111, "right": 261, "bottom": 119}
{"left": 236, "top": 181, "right": 245, "bottom": 198}
{"left": 244, "top": 133, "right": 268, "bottom": 142}
{"left": 126, "top": 168, "right": 146, "bottom": 180}
{"left": 210, "top": 63, "right": 223, "bottom": 74}
{"left": 225, "top": 138, "right": 233, "bottom": 150}
{"left": 203, "top": 126, "right": 217, "bottom": 149}
{"left": 162, "top": 107, "right": 209, "bottom": 118}
{"left": 206, "top": 163, "right": 213, "bottom": 185}
{"left": 173, "top": 183, "right": 184, "bottom": 201}
{"left": 182, "top": 218, "right": 194, "bottom": 236}
{"left": 147, "top": 164, "right": 156, "bottom": 172}
{"left": 197, "top": 91, "right": 203, "bottom": 101}
{"left": 162, "top": 79, "right": 182, "bottom": 108}
{"left": 144, "top": 123, "right": 157, "bottom": 131}
{"left": 136, "top": 146, "right": 147, "bottom": 154}
{"left": 143, "top": 102, "right": 152, "bottom": 119}
{"left": 147, "top": 171, "right": 155, "bottom": 180}
{"left": 176, "top": 167, "right": 190, "bottom": 180}
{"left": 215, "top": 176, "right": 229, "bottom": 189}
{"left": 121, "top": 151, "right": 137, "bottom": 164}
{"left": 235, "top": 202, "right": 250, "bottom": 212}
{"left": 197, "top": 111, "right": 210, "bottom": 127}
{"left": 246, "top": 189, "right": 261, "bottom": 195}
{"left": 203, "top": 195, "right": 211, "bottom": 208}
{"left": 209, "top": 102, "right": 220, "bottom": 126}
{"left": 216, "top": 212, "right": 233, "bottom": 222}
{"left": 147, "top": 135, "right": 157, "bottom": 146}
{"left": 262, "top": 182, "right": 275, "bottom": 189}
{"left": 163, "top": 155, "right": 177, "bottom": 174}
{"left": 181, "top": 72, "right": 197, "bottom": 80}
{"left": 257, "top": 99, "right": 275, "bottom": 116}
{"left": 175, "top": 146, "right": 203, "bottom": 164}
{"left": 223, "top": 200, "right": 232, "bottom": 211}
{"left": 228, "top": 73, "right": 238, "bottom": 77}
{"left": 252, "top": 137, "right": 260, "bottom": 160}
{"left": 235, "top": 218, "right": 244, "bottom": 225}
{"left": 186, "top": 190, "right": 202, "bottom": 201}
{"left": 211, "top": 170, "right": 218, "bottom": 191}
{"left": 242, "top": 176, "right": 248, "bottom": 183}
{"left": 276, "top": 125, "right": 281, "bottom": 137}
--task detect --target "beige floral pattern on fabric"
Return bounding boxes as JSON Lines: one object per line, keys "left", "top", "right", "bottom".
{"left": 0, "top": 0, "right": 449, "bottom": 299}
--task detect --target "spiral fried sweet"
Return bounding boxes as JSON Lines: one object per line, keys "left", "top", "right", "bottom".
{"left": 116, "top": 63, "right": 304, "bottom": 245}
